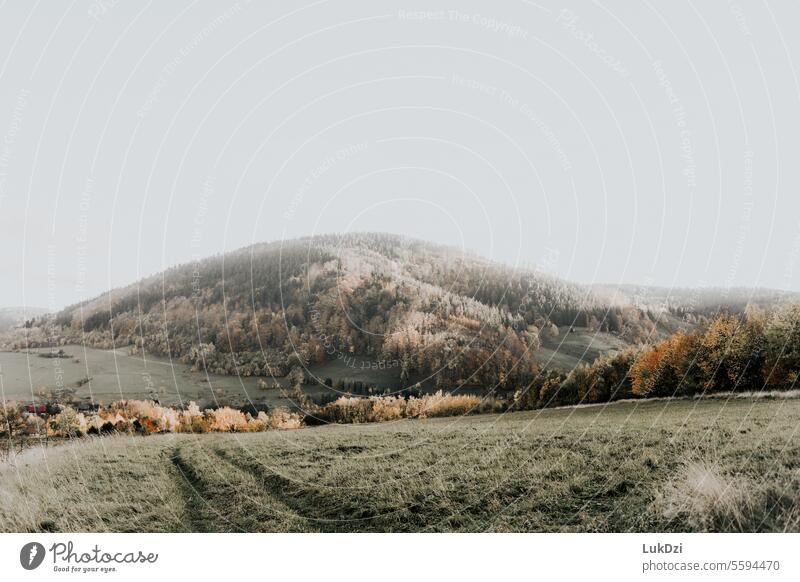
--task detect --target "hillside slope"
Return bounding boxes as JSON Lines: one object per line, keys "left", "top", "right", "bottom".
{"left": 2, "top": 398, "right": 798, "bottom": 532}
{"left": 14, "top": 234, "right": 649, "bottom": 388}
{"left": 6, "top": 233, "right": 790, "bottom": 388}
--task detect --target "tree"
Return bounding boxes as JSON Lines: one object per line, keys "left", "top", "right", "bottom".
{"left": 539, "top": 367, "right": 581, "bottom": 407}
{"left": 585, "top": 348, "right": 637, "bottom": 402}
{"left": 50, "top": 406, "right": 82, "bottom": 437}
{"left": 765, "top": 305, "right": 800, "bottom": 386}
{"left": 630, "top": 332, "right": 700, "bottom": 397}
{"left": 287, "top": 366, "right": 306, "bottom": 387}
{"left": 630, "top": 343, "right": 668, "bottom": 397}
{"left": 698, "top": 315, "right": 764, "bottom": 392}
{"left": 726, "top": 310, "right": 766, "bottom": 391}
{"left": 0, "top": 402, "right": 25, "bottom": 438}
{"left": 400, "top": 357, "right": 410, "bottom": 385}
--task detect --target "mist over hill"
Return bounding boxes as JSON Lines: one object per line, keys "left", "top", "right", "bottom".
{"left": 0, "top": 307, "right": 48, "bottom": 333}
{"left": 4, "top": 233, "right": 793, "bottom": 389}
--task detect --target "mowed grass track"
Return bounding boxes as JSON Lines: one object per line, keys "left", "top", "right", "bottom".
{"left": 1, "top": 398, "right": 799, "bottom": 532}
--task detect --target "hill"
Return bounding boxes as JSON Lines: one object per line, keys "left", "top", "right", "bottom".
{"left": 6, "top": 234, "right": 638, "bottom": 389}
{"left": 4, "top": 233, "right": 794, "bottom": 390}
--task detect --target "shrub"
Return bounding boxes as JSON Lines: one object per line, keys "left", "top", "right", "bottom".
{"left": 134, "top": 417, "right": 158, "bottom": 435}
{"left": 246, "top": 411, "right": 270, "bottom": 431}
{"left": 323, "top": 395, "right": 408, "bottom": 423}
{"left": 412, "top": 391, "right": 482, "bottom": 418}
{"left": 24, "top": 415, "right": 46, "bottom": 436}
{"left": 177, "top": 401, "right": 202, "bottom": 432}
{"left": 82, "top": 414, "right": 106, "bottom": 434}
{"left": 114, "top": 400, "right": 178, "bottom": 433}
{"left": 190, "top": 414, "right": 213, "bottom": 434}
{"left": 322, "top": 397, "right": 373, "bottom": 423}
{"left": 269, "top": 407, "right": 303, "bottom": 429}
{"left": 0, "top": 399, "right": 308, "bottom": 438}
{"left": 368, "top": 395, "right": 405, "bottom": 421}
{"left": 210, "top": 407, "right": 248, "bottom": 432}
{"left": 318, "top": 391, "right": 487, "bottom": 423}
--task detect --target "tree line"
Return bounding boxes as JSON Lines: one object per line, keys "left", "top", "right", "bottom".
{"left": 517, "top": 305, "right": 800, "bottom": 409}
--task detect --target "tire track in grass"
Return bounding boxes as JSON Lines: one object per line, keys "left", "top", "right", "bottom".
{"left": 171, "top": 440, "right": 313, "bottom": 532}
{"left": 169, "top": 446, "right": 222, "bottom": 532}
{"left": 211, "top": 446, "right": 347, "bottom": 531}
{"left": 209, "top": 444, "right": 316, "bottom": 532}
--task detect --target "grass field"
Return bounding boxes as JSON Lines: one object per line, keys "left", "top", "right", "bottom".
{"left": 0, "top": 346, "right": 475, "bottom": 410}
{"left": 0, "top": 347, "right": 409, "bottom": 410}
{"left": 536, "top": 326, "right": 631, "bottom": 370}
{"left": 1, "top": 397, "right": 798, "bottom": 532}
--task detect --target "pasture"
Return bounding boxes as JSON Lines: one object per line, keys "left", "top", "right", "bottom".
{"left": 1, "top": 397, "right": 797, "bottom": 532}
{"left": 0, "top": 347, "right": 409, "bottom": 410}
{"left": 0, "top": 346, "right": 494, "bottom": 410}
{"left": 536, "top": 326, "right": 631, "bottom": 370}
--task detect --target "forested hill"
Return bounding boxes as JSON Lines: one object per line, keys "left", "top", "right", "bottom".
{"left": 7, "top": 233, "right": 779, "bottom": 388}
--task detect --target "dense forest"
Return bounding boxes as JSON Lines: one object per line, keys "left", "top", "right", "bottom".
{"left": 5, "top": 233, "right": 798, "bottom": 395}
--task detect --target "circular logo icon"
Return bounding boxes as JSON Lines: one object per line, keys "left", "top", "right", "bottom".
{"left": 20, "top": 542, "right": 46, "bottom": 570}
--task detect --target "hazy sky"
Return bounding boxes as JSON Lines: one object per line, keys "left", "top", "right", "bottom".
{"left": 1, "top": 0, "right": 800, "bottom": 310}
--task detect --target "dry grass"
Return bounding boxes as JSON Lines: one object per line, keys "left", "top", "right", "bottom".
{"left": 551, "top": 389, "right": 800, "bottom": 411}
{"left": 655, "top": 460, "right": 800, "bottom": 532}
{"left": 702, "top": 390, "right": 800, "bottom": 400}
{"left": 0, "top": 436, "right": 187, "bottom": 532}
{"left": 1, "top": 398, "right": 798, "bottom": 532}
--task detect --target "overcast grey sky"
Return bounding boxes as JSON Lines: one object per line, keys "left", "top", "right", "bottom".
{"left": 1, "top": 0, "right": 799, "bottom": 310}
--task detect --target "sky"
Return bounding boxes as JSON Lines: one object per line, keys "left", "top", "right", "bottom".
{"left": 1, "top": 0, "right": 800, "bottom": 311}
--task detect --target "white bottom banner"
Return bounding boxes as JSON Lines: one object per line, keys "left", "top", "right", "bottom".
{"left": 1, "top": 533, "right": 797, "bottom": 581}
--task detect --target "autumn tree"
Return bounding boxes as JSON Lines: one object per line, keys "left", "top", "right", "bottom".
{"left": 0, "top": 402, "right": 25, "bottom": 438}
{"left": 765, "top": 304, "right": 800, "bottom": 386}
{"left": 697, "top": 314, "right": 765, "bottom": 392}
